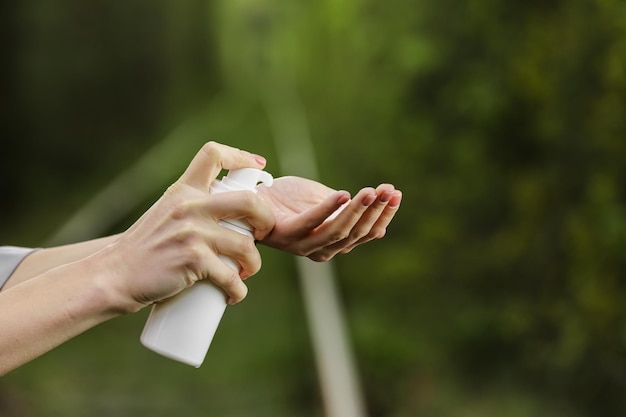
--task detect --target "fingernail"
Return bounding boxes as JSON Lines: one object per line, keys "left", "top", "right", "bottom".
{"left": 388, "top": 191, "right": 402, "bottom": 208}
{"left": 336, "top": 191, "right": 350, "bottom": 205}
{"left": 380, "top": 190, "right": 393, "bottom": 203}
{"left": 363, "top": 193, "right": 377, "bottom": 206}
{"left": 251, "top": 154, "right": 266, "bottom": 166}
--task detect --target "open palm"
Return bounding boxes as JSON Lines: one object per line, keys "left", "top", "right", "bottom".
{"left": 257, "top": 176, "right": 402, "bottom": 261}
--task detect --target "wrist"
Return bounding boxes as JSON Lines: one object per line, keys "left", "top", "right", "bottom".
{"left": 82, "top": 244, "right": 145, "bottom": 316}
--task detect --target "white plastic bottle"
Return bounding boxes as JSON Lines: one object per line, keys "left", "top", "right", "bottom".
{"left": 140, "top": 168, "right": 274, "bottom": 367}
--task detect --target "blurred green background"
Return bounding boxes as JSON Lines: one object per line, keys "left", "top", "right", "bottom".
{"left": 2, "top": 0, "right": 626, "bottom": 416}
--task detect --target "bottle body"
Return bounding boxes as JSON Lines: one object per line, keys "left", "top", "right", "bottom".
{"left": 140, "top": 168, "right": 273, "bottom": 367}
{"left": 140, "top": 279, "right": 228, "bottom": 367}
{"left": 140, "top": 222, "right": 251, "bottom": 367}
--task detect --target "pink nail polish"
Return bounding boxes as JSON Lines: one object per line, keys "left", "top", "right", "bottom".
{"left": 388, "top": 192, "right": 402, "bottom": 208}
{"left": 336, "top": 191, "right": 350, "bottom": 205}
{"left": 380, "top": 191, "right": 393, "bottom": 203}
{"left": 363, "top": 194, "right": 377, "bottom": 206}
{"left": 251, "top": 154, "right": 266, "bottom": 166}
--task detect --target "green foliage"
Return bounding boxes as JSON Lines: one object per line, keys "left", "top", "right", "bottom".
{"left": 2, "top": 0, "right": 626, "bottom": 416}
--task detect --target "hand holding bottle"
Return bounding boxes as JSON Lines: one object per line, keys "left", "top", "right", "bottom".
{"left": 140, "top": 166, "right": 274, "bottom": 367}
{"left": 108, "top": 142, "right": 275, "bottom": 312}
{"left": 0, "top": 142, "right": 277, "bottom": 374}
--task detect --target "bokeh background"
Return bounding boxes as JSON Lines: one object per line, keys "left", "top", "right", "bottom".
{"left": 2, "top": 0, "right": 626, "bottom": 416}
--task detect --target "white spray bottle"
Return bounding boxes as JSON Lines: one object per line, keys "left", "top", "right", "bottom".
{"left": 140, "top": 168, "right": 274, "bottom": 367}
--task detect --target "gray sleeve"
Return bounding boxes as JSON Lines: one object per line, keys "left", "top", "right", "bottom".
{"left": 0, "top": 246, "right": 37, "bottom": 290}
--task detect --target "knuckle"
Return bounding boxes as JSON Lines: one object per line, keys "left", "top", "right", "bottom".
{"left": 374, "top": 227, "right": 387, "bottom": 239}
{"left": 222, "top": 269, "right": 241, "bottom": 288}
{"left": 234, "top": 235, "right": 257, "bottom": 255}
{"left": 349, "top": 225, "right": 369, "bottom": 241}
{"left": 328, "top": 230, "right": 349, "bottom": 244}
{"left": 184, "top": 245, "right": 205, "bottom": 268}
{"left": 308, "top": 251, "right": 333, "bottom": 262}
{"left": 308, "top": 253, "right": 323, "bottom": 262}
{"left": 168, "top": 198, "right": 191, "bottom": 221}
{"left": 201, "top": 141, "right": 220, "bottom": 158}
{"left": 174, "top": 220, "right": 199, "bottom": 243}
{"left": 288, "top": 242, "right": 309, "bottom": 257}
{"left": 243, "top": 237, "right": 258, "bottom": 253}
{"left": 179, "top": 247, "right": 206, "bottom": 284}
{"left": 239, "top": 190, "right": 259, "bottom": 209}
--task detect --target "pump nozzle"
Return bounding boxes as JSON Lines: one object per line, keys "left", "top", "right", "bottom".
{"left": 222, "top": 168, "right": 273, "bottom": 190}
{"left": 225, "top": 168, "right": 274, "bottom": 189}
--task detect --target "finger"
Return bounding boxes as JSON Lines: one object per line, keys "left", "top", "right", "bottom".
{"left": 308, "top": 187, "right": 402, "bottom": 260}
{"left": 351, "top": 184, "right": 396, "bottom": 231}
{"left": 203, "top": 191, "right": 275, "bottom": 240}
{"left": 213, "top": 229, "right": 263, "bottom": 281}
{"left": 303, "top": 187, "right": 377, "bottom": 253}
{"left": 368, "top": 188, "right": 402, "bottom": 240}
{"left": 201, "top": 250, "right": 249, "bottom": 304}
{"left": 306, "top": 187, "right": 381, "bottom": 260}
{"left": 281, "top": 190, "right": 351, "bottom": 237}
{"left": 323, "top": 184, "right": 395, "bottom": 251}
{"left": 339, "top": 189, "right": 402, "bottom": 252}
{"left": 179, "top": 141, "right": 266, "bottom": 190}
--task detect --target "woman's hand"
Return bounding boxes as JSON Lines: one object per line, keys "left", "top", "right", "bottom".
{"left": 257, "top": 176, "right": 402, "bottom": 261}
{"left": 103, "top": 142, "right": 275, "bottom": 311}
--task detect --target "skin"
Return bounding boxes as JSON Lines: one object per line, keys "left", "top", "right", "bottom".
{"left": 0, "top": 142, "right": 402, "bottom": 375}
{"left": 258, "top": 177, "right": 401, "bottom": 261}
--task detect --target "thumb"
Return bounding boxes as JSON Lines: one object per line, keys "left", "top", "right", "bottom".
{"left": 179, "top": 141, "right": 266, "bottom": 189}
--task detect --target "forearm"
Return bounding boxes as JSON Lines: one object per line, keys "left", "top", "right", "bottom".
{"left": 0, "top": 252, "right": 128, "bottom": 375}
{"left": 3, "top": 235, "right": 120, "bottom": 290}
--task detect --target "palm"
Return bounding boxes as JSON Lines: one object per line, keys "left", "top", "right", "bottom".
{"left": 257, "top": 175, "right": 401, "bottom": 260}
{"left": 259, "top": 176, "right": 336, "bottom": 222}
{"left": 256, "top": 176, "right": 348, "bottom": 255}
